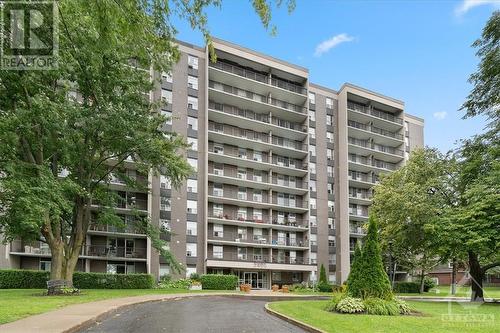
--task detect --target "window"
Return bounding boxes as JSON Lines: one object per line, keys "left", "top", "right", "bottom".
{"left": 308, "top": 127, "right": 316, "bottom": 139}
{"left": 308, "top": 110, "right": 316, "bottom": 121}
{"left": 309, "top": 180, "right": 317, "bottom": 192}
{"left": 161, "top": 71, "right": 173, "bottom": 83}
{"left": 326, "top": 115, "right": 333, "bottom": 126}
{"left": 187, "top": 179, "right": 198, "bottom": 193}
{"left": 272, "top": 272, "right": 282, "bottom": 281}
{"left": 238, "top": 148, "right": 247, "bottom": 159}
{"left": 253, "top": 170, "right": 262, "bottom": 182}
{"left": 310, "top": 252, "right": 317, "bottom": 264}
{"left": 188, "top": 96, "right": 198, "bottom": 110}
{"left": 186, "top": 266, "right": 197, "bottom": 278}
{"left": 188, "top": 75, "right": 198, "bottom": 90}
{"left": 213, "top": 183, "right": 223, "bottom": 197}
{"left": 310, "top": 198, "right": 317, "bottom": 210}
{"left": 187, "top": 137, "right": 198, "bottom": 151}
{"left": 309, "top": 162, "right": 316, "bottom": 174}
{"left": 40, "top": 260, "right": 51, "bottom": 272}
{"left": 253, "top": 209, "right": 262, "bottom": 221}
{"left": 160, "top": 110, "right": 172, "bottom": 125}
{"left": 308, "top": 92, "right": 316, "bottom": 104}
{"left": 253, "top": 190, "right": 262, "bottom": 202}
{"left": 253, "top": 151, "right": 262, "bottom": 162}
{"left": 213, "top": 245, "right": 223, "bottom": 259}
{"left": 160, "top": 219, "right": 170, "bottom": 232}
{"left": 292, "top": 272, "right": 299, "bottom": 282}
{"left": 327, "top": 132, "right": 334, "bottom": 143}
{"left": 214, "top": 143, "right": 224, "bottom": 155}
{"left": 159, "top": 264, "right": 170, "bottom": 277}
{"left": 237, "top": 227, "right": 247, "bottom": 240}
{"left": 329, "top": 274, "right": 336, "bottom": 283}
{"left": 329, "top": 235, "right": 335, "bottom": 247}
{"left": 328, "top": 218, "right": 334, "bottom": 229}
{"left": 186, "top": 243, "right": 197, "bottom": 257}
{"left": 326, "top": 97, "right": 333, "bottom": 109}
{"left": 107, "top": 262, "right": 135, "bottom": 274}
{"left": 161, "top": 89, "right": 172, "bottom": 104}
{"left": 237, "top": 207, "right": 247, "bottom": 220}
{"left": 238, "top": 187, "right": 247, "bottom": 200}
{"left": 213, "top": 203, "right": 223, "bottom": 218}
{"left": 309, "top": 145, "right": 316, "bottom": 157}
{"left": 310, "top": 215, "right": 317, "bottom": 227}
{"left": 327, "top": 166, "right": 334, "bottom": 177}
{"left": 310, "top": 234, "right": 317, "bottom": 246}
{"left": 160, "top": 197, "right": 171, "bottom": 211}
{"left": 237, "top": 168, "right": 247, "bottom": 180}
{"left": 188, "top": 158, "right": 198, "bottom": 171}
{"left": 188, "top": 55, "right": 198, "bottom": 70}
{"left": 327, "top": 183, "right": 333, "bottom": 194}
{"left": 188, "top": 116, "right": 198, "bottom": 131}
{"left": 237, "top": 247, "right": 247, "bottom": 260}
{"left": 187, "top": 221, "right": 197, "bottom": 236}
{"left": 327, "top": 149, "right": 333, "bottom": 160}
{"left": 213, "top": 224, "right": 223, "bottom": 238}
{"left": 213, "top": 163, "right": 223, "bottom": 176}
{"left": 187, "top": 200, "right": 197, "bottom": 214}
{"left": 160, "top": 175, "right": 171, "bottom": 189}
{"left": 328, "top": 200, "right": 335, "bottom": 212}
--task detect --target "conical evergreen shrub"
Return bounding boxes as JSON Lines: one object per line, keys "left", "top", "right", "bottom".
{"left": 345, "top": 242, "right": 362, "bottom": 293}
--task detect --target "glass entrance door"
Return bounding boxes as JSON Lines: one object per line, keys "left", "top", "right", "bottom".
{"left": 244, "top": 272, "right": 258, "bottom": 289}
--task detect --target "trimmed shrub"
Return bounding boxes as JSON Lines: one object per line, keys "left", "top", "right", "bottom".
{"left": 395, "top": 298, "right": 411, "bottom": 315}
{"left": 158, "top": 278, "right": 192, "bottom": 290}
{"left": 324, "top": 293, "right": 345, "bottom": 312}
{"left": 363, "top": 298, "right": 400, "bottom": 316}
{"left": 317, "top": 281, "right": 333, "bottom": 292}
{"left": 200, "top": 274, "right": 238, "bottom": 290}
{"left": 336, "top": 296, "right": 365, "bottom": 314}
{"left": 0, "top": 269, "right": 49, "bottom": 288}
{"left": 423, "top": 276, "right": 436, "bottom": 292}
{"left": 319, "top": 264, "right": 328, "bottom": 284}
{"left": 73, "top": 272, "right": 154, "bottom": 289}
{"left": 393, "top": 282, "right": 420, "bottom": 293}
{"left": 189, "top": 273, "right": 201, "bottom": 281}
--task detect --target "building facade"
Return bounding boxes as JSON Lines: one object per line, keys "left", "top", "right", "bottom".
{"left": 0, "top": 38, "right": 424, "bottom": 288}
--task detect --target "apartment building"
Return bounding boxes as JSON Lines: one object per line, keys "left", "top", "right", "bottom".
{"left": 0, "top": 38, "right": 424, "bottom": 288}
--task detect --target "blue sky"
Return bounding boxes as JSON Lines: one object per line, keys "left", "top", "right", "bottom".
{"left": 172, "top": 0, "right": 498, "bottom": 153}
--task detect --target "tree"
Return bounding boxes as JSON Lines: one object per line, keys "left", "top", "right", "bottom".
{"left": 345, "top": 243, "right": 362, "bottom": 292}
{"left": 319, "top": 264, "right": 328, "bottom": 284}
{"left": 0, "top": 0, "right": 295, "bottom": 289}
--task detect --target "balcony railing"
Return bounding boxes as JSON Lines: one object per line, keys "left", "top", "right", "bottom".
{"left": 210, "top": 60, "right": 307, "bottom": 95}
{"left": 347, "top": 102, "right": 403, "bottom": 125}
{"left": 208, "top": 169, "right": 307, "bottom": 191}
{"left": 89, "top": 223, "right": 145, "bottom": 235}
{"left": 271, "top": 239, "right": 308, "bottom": 247}
{"left": 349, "top": 210, "right": 369, "bottom": 218}
{"left": 348, "top": 120, "right": 404, "bottom": 141}
{"left": 209, "top": 80, "right": 307, "bottom": 114}
{"left": 348, "top": 173, "right": 379, "bottom": 184}
{"left": 208, "top": 232, "right": 271, "bottom": 245}
{"left": 207, "top": 253, "right": 310, "bottom": 265}
{"left": 209, "top": 189, "right": 269, "bottom": 204}
{"left": 271, "top": 137, "right": 307, "bottom": 152}
{"left": 9, "top": 241, "right": 51, "bottom": 255}
{"left": 84, "top": 245, "right": 147, "bottom": 259}
{"left": 349, "top": 192, "right": 372, "bottom": 200}
{"left": 348, "top": 137, "right": 404, "bottom": 157}
{"left": 349, "top": 155, "right": 397, "bottom": 171}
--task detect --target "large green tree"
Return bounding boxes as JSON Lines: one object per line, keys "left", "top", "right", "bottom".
{"left": 0, "top": 0, "right": 294, "bottom": 288}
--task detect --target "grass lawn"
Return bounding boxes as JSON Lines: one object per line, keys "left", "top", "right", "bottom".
{"left": 268, "top": 300, "right": 499, "bottom": 333}
{"left": 398, "top": 286, "right": 500, "bottom": 299}
{"left": 0, "top": 288, "right": 231, "bottom": 325}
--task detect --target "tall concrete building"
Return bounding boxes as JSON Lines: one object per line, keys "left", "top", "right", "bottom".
{"left": 0, "top": 38, "right": 424, "bottom": 288}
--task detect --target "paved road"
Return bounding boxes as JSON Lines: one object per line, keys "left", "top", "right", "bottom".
{"left": 80, "top": 296, "right": 305, "bottom": 333}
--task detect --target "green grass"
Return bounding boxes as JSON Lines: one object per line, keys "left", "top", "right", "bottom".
{"left": 398, "top": 286, "right": 500, "bottom": 299}
{"left": 269, "top": 300, "right": 499, "bottom": 333}
{"left": 0, "top": 288, "right": 230, "bottom": 325}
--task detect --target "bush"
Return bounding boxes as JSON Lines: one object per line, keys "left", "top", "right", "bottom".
{"left": 393, "top": 282, "right": 420, "bottom": 293}
{"left": 395, "top": 298, "right": 411, "bottom": 315}
{"left": 363, "top": 298, "right": 400, "bottom": 316}
{"left": 158, "top": 278, "right": 192, "bottom": 290}
{"left": 324, "top": 293, "right": 344, "bottom": 312}
{"left": 73, "top": 272, "right": 154, "bottom": 289}
{"left": 335, "top": 296, "right": 365, "bottom": 314}
{"left": 200, "top": 274, "right": 238, "bottom": 290}
{"left": 0, "top": 269, "right": 49, "bottom": 288}
{"left": 423, "top": 276, "right": 436, "bottom": 292}
{"left": 159, "top": 274, "right": 172, "bottom": 283}
{"left": 316, "top": 281, "right": 333, "bottom": 292}
{"left": 189, "top": 273, "right": 201, "bottom": 281}
{"left": 0, "top": 269, "right": 155, "bottom": 289}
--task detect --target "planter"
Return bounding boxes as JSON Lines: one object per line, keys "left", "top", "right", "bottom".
{"left": 282, "top": 285, "right": 289, "bottom": 293}
{"left": 271, "top": 284, "right": 279, "bottom": 292}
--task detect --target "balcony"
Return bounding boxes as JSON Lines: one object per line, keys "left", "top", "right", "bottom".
{"left": 84, "top": 245, "right": 147, "bottom": 260}
{"left": 9, "top": 241, "right": 51, "bottom": 256}
{"left": 348, "top": 137, "right": 404, "bottom": 162}
{"left": 349, "top": 209, "right": 369, "bottom": 221}
{"left": 207, "top": 253, "right": 312, "bottom": 267}
{"left": 208, "top": 80, "right": 307, "bottom": 122}
{"left": 208, "top": 190, "right": 308, "bottom": 213}
{"left": 348, "top": 155, "right": 397, "bottom": 173}
{"left": 349, "top": 191, "right": 372, "bottom": 205}
{"left": 208, "top": 147, "right": 307, "bottom": 177}
{"left": 89, "top": 223, "right": 147, "bottom": 237}
{"left": 348, "top": 120, "right": 404, "bottom": 146}
{"left": 348, "top": 173, "right": 378, "bottom": 188}
{"left": 350, "top": 225, "right": 366, "bottom": 238}
{"left": 347, "top": 101, "right": 403, "bottom": 130}
{"left": 208, "top": 232, "right": 271, "bottom": 246}
{"left": 208, "top": 213, "right": 308, "bottom": 231}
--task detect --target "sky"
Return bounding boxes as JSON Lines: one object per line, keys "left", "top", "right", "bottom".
{"left": 172, "top": 0, "right": 498, "bottom": 153}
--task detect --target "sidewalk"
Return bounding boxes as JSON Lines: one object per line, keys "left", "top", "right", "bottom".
{"left": 0, "top": 290, "right": 327, "bottom": 333}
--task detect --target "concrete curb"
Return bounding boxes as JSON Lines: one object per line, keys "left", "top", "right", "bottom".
{"left": 264, "top": 302, "right": 327, "bottom": 333}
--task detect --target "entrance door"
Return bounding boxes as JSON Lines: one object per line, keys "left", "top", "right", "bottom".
{"left": 244, "top": 272, "right": 258, "bottom": 289}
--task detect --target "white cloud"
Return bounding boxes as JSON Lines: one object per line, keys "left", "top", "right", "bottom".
{"left": 314, "top": 33, "right": 354, "bottom": 57}
{"left": 455, "top": 0, "right": 500, "bottom": 16}
{"left": 433, "top": 111, "right": 447, "bottom": 120}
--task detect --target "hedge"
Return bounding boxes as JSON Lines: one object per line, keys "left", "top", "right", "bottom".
{"left": 200, "top": 274, "right": 238, "bottom": 290}
{"left": 0, "top": 269, "right": 154, "bottom": 289}
{"left": 393, "top": 281, "right": 420, "bottom": 293}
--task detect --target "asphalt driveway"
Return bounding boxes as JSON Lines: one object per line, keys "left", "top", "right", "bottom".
{"left": 80, "top": 296, "right": 305, "bottom": 333}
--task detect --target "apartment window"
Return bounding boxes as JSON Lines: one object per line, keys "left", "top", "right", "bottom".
{"left": 188, "top": 96, "right": 198, "bottom": 110}
{"left": 237, "top": 168, "right": 247, "bottom": 180}
{"left": 160, "top": 197, "right": 171, "bottom": 211}
{"left": 309, "top": 145, "right": 316, "bottom": 157}
{"left": 238, "top": 187, "right": 247, "bottom": 200}
{"left": 213, "top": 224, "right": 223, "bottom": 238}
{"left": 159, "top": 264, "right": 170, "bottom": 277}
{"left": 237, "top": 227, "right": 247, "bottom": 240}
{"left": 160, "top": 219, "right": 170, "bottom": 232}
{"left": 187, "top": 200, "right": 197, "bottom": 214}
{"left": 161, "top": 89, "right": 172, "bottom": 104}
{"left": 309, "top": 162, "right": 316, "bottom": 174}
{"left": 214, "top": 143, "right": 224, "bottom": 155}
{"left": 310, "top": 198, "right": 317, "bottom": 210}
{"left": 327, "top": 132, "right": 334, "bottom": 143}
{"left": 238, "top": 148, "right": 247, "bottom": 159}
{"left": 237, "top": 247, "right": 247, "bottom": 260}
{"left": 253, "top": 209, "right": 262, "bottom": 221}
{"left": 327, "top": 183, "right": 333, "bottom": 194}
{"left": 187, "top": 221, "right": 198, "bottom": 236}
{"left": 187, "top": 179, "right": 198, "bottom": 193}
{"left": 160, "top": 175, "right": 171, "bottom": 189}
{"left": 213, "top": 245, "right": 223, "bottom": 259}
{"left": 160, "top": 110, "right": 172, "bottom": 125}
{"left": 188, "top": 75, "right": 198, "bottom": 90}
{"left": 253, "top": 170, "right": 263, "bottom": 182}
{"left": 272, "top": 272, "right": 282, "bottom": 281}
{"left": 253, "top": 151, "right": 262, "bottom": 162}
{"left": 188, "top": 116, "right": 198, "bottom": 131}
{"left": 188, "top": 55, "right": 198, "bottom": 70}
{"left": 310, "top": 234, "right": 317, "bottom": 246}
{"left": 326, "top": 97, "right": 333, "bottom": 109}
{"left": 237, "top": 207, "right": 247, "bottom": 220}
{"left": 213, "top": 183, "right": 223, "bottom": 197}
{"left": 187, "top": 137, "right": 198, "bottom": 151}
{"left": 308, "top": 127, "right": 316, "bottom": 139}
{"left": 327, "top": 149, "right": 333, "bottom": 160}
{"left": 310, "top": 252, "right": 317, "bottom": 264}
{"left": 329, "top": 235, "right": 335, "bottom": 247}
{"left": 186, "top": 243, "right": 197, "bottom": 257}
{"left": 213, "top": 163, "right": 223, "bottom": 176}
{"left": 328, "top": 218, "right": 334, "bottom": 229}
{"left": 329, "top": 274, "right": 336, "bottom": 283}
{"left": 309, "top": 180, "right": 317, "bottom": 192}
{"left": 328, "top": 200, "right": 335, "bottom": 212}
{"left": 308, "top": 92, "right": 316, "bottom": 104}
{"left": 310, "top": 215, "right": 317, "bottom": 227}
{"left": 186, "top": 266, "right": 196, "bottom": 278}
{"left": 327, "top": 166, "right": 334, "bottom": 177}
{"left": 161, "top": 71, "right": 173, "bottom": 83}
{"left": 188, "top": 158, "right": 198, "bottom": 171}
{"left": 213, "top": 203, "right": 223, "bottom": 218}
{"left": 107, "top": 262, "right": 135, "bottom": 274}
{"left": 40, "top": 260, "right": 51, "bottom": 272}
{"left": 253, "top": 190, "right": 262, "bottom": 202}
{"left": 326, "top": 115, "right": 333, "bottom": 126}
{"left": 308, "top": 110, "right": 316, "bottom": 121}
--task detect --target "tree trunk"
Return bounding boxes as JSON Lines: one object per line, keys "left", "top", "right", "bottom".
{"left": 451, "top": 258, "right": 457, "bottom": 295}
{"left": 419, "top": 270, "right": 426, "bottom": 294}
{"left": 468, "top": 251, "right": 484, "bottom": 302}
{"left": 49, "top": 243, "right": 64, "bottom": 281}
